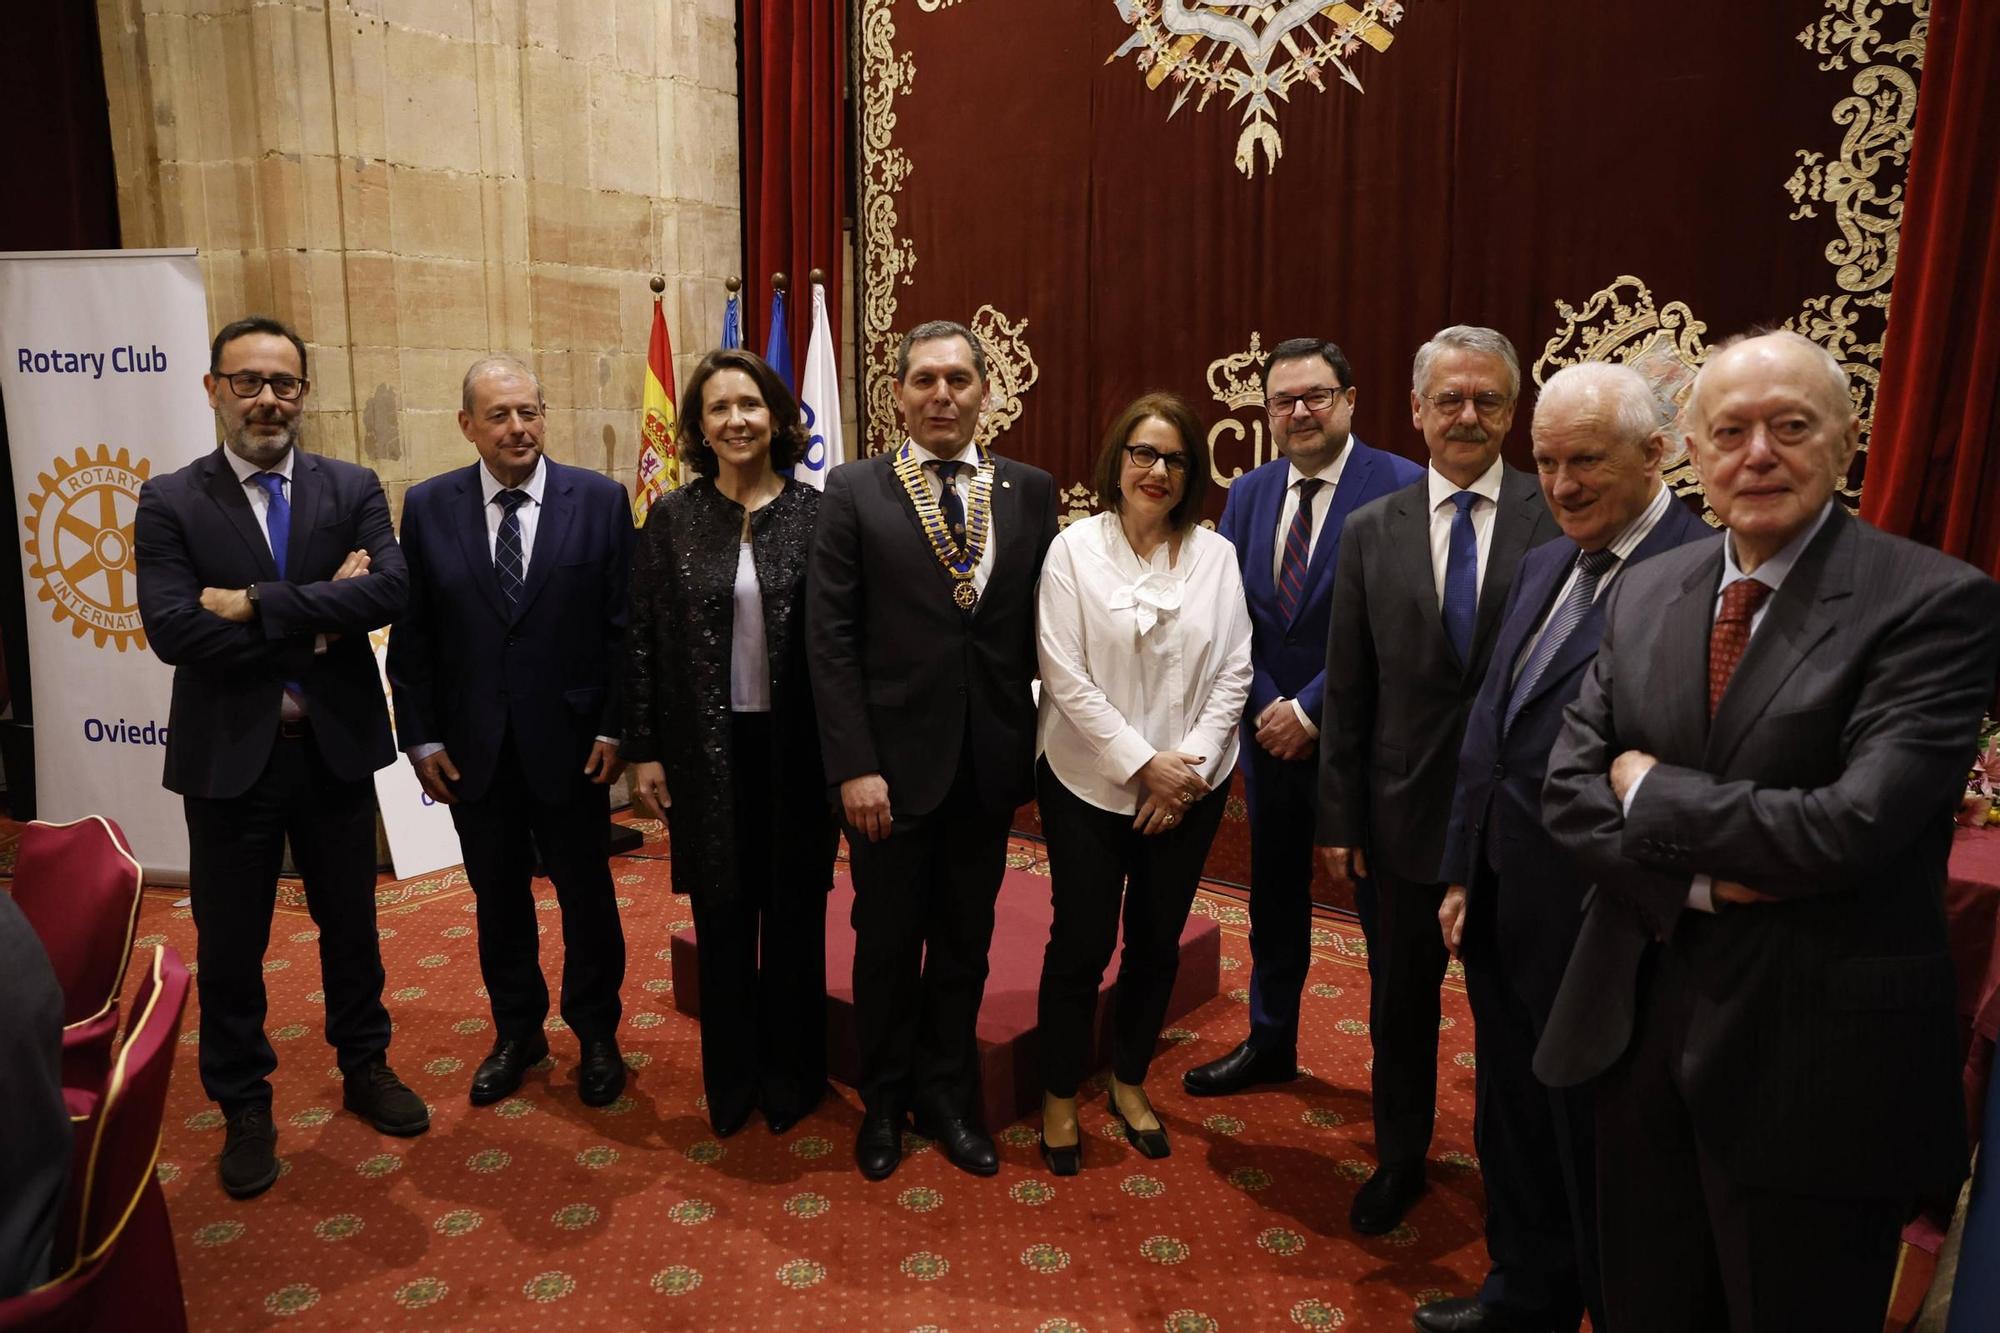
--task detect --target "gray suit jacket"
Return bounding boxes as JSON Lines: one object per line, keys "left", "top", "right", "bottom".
{"left": 1316, "top": 465, "right": 1561, "bottom": 883}
{"left": 1535, "top": 507, "right": 2000, "bottom": 1198}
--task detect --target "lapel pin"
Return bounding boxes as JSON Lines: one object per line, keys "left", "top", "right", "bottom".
{"left": 1002, "top": 480, "right": 1011, "bottom": 489}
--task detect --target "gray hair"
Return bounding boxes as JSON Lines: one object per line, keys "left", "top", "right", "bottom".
{"left": 895, "top": 320, "right": 986, "bottom": 381}
{"left": 1684, "top": 328, "right": 1853, "bottom": 433}
{"left": 1412, "top": 325, "right": 1521, "bottom": 401}
{"left": 1534, "top": 362, "right": 1668, "bottom": 456}
{"left": 461, "top": 355, "right": 543, "bottom": 412}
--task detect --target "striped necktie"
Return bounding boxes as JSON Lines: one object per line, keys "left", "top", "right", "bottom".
{"left": 494, "top": 488, "right": 529, "bottom": 604}
{"left": 1276, "top": 478, "right": 1324, "bottom": 621}
{"left": 1503, "top": 547, "right": 1618, "bottom": 733}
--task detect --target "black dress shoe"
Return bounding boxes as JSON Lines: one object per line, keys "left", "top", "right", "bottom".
{"left": 711, "top": 1103, "right": 755, "bottom": 1138}
{"left": 914, "top": 1112, "right": 1000, "bottom": 1176}
{"left": 1107, "top": 1092, "right": 1171, "bottom": 1159}
{"left": 470, "top": 1034, "right": 550, "bottom": 1106}
{"left": 1181, "top": 1039, "right": 1298, "bottom": 1097}
{"left": 343, "top": 1059, "right": 431, "bottom": 1135}
{"left": 764, "top": 1081, "right": 829, "bottom": 1136}
{"left": 1350, "top": 1160, "right": 1426, "bottom": 1235}
{"left": 1412, "top": 1297, "right": 1539, "bottom": 1332}
{"left": 219, "top": 1104, "right": 279, "bottom": 1200}
{"left": 576, "top": 1038, "right": 626, "bottom": 1107}
{"left": 1039, "top": 1132, "right": 1081, "bottom": 1176}
{"left": 856, "top": 1113, "right": 905, "bottom": 1180}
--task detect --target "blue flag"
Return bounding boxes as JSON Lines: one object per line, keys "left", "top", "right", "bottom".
{"left": 763, "top": 287, "right": 793, "bottom": 389}
{"left": 721, "top": 288, "right": 742, "bottom": 350}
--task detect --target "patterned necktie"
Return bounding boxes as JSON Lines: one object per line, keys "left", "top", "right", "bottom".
{"left": 1504, "top": 546, "right": 1619, "bottom": 733}
{"left": 929, "top": 460, "right": 967, "bottom": 553}
{"left": 1708, "top": 578, "right": 1773, "bottom": 717}
{"left": 1276, "top": 477, "right": 1325, "bottom": 621}
{"left": 252, "top": 472, "right": 288, "bottom": 577}
{"left": 494, "top": 488, "right": 530, "bottom": 604}
{"left": 1440, "top": 490, "right": 1480, "bottom": 666}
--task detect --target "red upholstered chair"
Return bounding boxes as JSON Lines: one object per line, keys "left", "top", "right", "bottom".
{"left": 7, "top": 816, "right": 145, "bottom": 1098}
{"left": 0, "top": 945, "right": 191, "bottom": 1333}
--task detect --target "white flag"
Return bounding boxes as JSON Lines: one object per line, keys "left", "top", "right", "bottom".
{"left": 797, "top": 279, "right": 845, "bottom": 489}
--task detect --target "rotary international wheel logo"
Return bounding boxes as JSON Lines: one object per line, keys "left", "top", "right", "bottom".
{"left": 22, "top": 444, "right": 151, "bottom": 651}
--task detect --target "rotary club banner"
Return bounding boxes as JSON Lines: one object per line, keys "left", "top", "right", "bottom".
{"left": 0, "top": 249, "right": 216, "bottom": 878}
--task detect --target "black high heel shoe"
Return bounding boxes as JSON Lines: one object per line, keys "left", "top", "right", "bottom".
{"left": 1039, "top": 1131, "right": 1081, "bottom": 1176}
{"left": 1108, "top": 1090, "right": 1170, "bottom": 1159}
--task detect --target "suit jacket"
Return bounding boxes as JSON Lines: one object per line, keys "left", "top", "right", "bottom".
{"left": 135, "top": 447, "right": 408, "bottom": 799}
{"left": 387, "top": 459, "right": 634, "bottom": 806}
{"left": 1441, "top": 496, "right": 1714, "bottom": 1020}
{"left": 1316, "top": 466, "right": 1561, "bottom": 883}
{"left": 1534, "top": 508, "right": 2000, "bottom": 1198}
{"left": 807, "top": 449, "right": 1059, "bottom": 819}
{"left": 1216, "top": 440, "right": 1425, "bottom": 724}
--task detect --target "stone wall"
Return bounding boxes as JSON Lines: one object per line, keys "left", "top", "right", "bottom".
{"left": 96, "top": 0, "right": 742, "bottom": 510}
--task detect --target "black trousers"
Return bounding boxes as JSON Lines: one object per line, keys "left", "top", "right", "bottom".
{"left": 184, "top": 727, "right": 390, "bottom": 1113}
{"left": 844, "top": 742, "right": 1011, "bottom": 1121}
{"left": 1596, "top": 940, "right": 1908, "bottom": 1332}
{"left": 687, "top": 712, "right": 830, "bottom": 1129}
{"left": 1462, "top": 885, "right": 1597, "bottom": 1328}
{"left": 1240, "top": 740, "right": 1318, "bottom": 1056}
{"left": 1367, "top": 868, "right": 1450, "bottom": 1168}
{"left": 1035, "top": 760, "right": 1230, "bottom": 1097}
{"left": 449, "top": 730, "right": 625, "bottom": 1044}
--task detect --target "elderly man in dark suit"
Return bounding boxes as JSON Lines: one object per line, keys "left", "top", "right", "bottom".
{"left": 136, "top": 315, "right": 427, "bottom": 1201}
{"left": 808, "top": 318, "right": 1059, "bottom": 1181}
{"left": 1316, "top": 325, "right": 1562, "bottom": 1234}
{"left": 1536, "top": 330, "right": 2000, "bottom": 1330}
{"left": 1414, "top": 362, "right": 1713, "bottom": 1333}
{"left": 388, "top": 356, "right": 635, "bottom": 1110}
{"left": 1186, "top": 337, "right": 1423, "bottom": 1098}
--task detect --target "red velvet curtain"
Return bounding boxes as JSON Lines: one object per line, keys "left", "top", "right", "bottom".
{"left": 740, "top": 0, "right": 846, "bottom": 378}
{"left": 1860, "top": 0, "right": 2000, "bottom": 579}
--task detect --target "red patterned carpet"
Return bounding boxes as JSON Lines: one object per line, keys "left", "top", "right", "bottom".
{"left": 93, "top": 819, "right": 1498, "bottom": 1331}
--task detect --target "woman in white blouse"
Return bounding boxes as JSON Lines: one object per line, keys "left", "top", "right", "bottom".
{"left": 1034, "top": 392, "right": 1252, "bottom": 1174}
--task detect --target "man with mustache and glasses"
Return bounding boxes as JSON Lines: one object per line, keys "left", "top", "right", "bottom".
{"left": 1316, "top": 326, "right": 1560, "bottom": 1235}
{"left": 1185, "top": 338, "right": 1420, "bottom": 1101}
{"left": 137, "top": 315, "right": 427, "bottom": 1200}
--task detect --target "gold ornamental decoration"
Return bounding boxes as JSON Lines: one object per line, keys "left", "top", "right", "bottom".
{"left": 1203, "top": 331, "right": 1274, "bottom": 489}
{"left": 969, "top": 305, "right": 1039, "bottom": 451}
{"left": 1107, "top": 1, "right": 1405, "bottom": 178}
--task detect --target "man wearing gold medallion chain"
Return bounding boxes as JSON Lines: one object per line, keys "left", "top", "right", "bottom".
{"left": 808, "top": 319, "right": 1060, "bottom": 1181}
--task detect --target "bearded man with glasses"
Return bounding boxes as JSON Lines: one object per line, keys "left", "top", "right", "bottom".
{"left": 136, "top": 314, "right": 428, "bottom": 1201}
{"left": 1186, "top": 338, "right": 1421, "bottom": 1102}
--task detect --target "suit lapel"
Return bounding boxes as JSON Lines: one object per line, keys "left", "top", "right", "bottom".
{"left": 511, "top": 461, "right": 573, "bottom": 622}
{"left": 1243, "top": 462, "right": 1284, "bottom": 608}
{"left": 971, "top": 455, "right": 1022, "bottom": 620}
{"left": 1289, "top": 443, "right": 1373, "bottom": 628}
{"left": 452, "top": 464, "right": 509, "bottom": 621}
{"left": 1387, "top": 485, "right": 1454, "bottom": 665}
{"left": 1658, "top": 550, "right": 1724, "bottom": 764}
{"left": 285, "top": 451, "right": 325, "bottom": 578}
{"left": 1705, "top": 511, "right": 1850, "bottom": 770}
{"left": 1472, "top": 468, "right": 1543, "bottom": 665}
{"left": 1497, "top": 541, "right": 1576, "bottom": 711}
{"left": 879, "top": 453, "right": 961, "bottom": 605}
{"left": 200, "top": 450, "right": 281, "bottom": 580}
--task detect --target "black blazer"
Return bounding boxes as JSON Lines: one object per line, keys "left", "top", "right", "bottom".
{"left": 1440, "top": 497, "right": 1714, "bottom": 1020}
{"left": 807, "top": 450, "right": 1059, "bottom": 818}
{"left": 386, "top": 459, "right": 634, "bottom": 806}
{"left": 1315, "top": 466, "right": 1561, "bottom": 883}
{"left": 135, "top": 448, "right": 408, "bottom": 799}
{"left": 1535, "top": 508, "right": 2000, "bottom": 1198}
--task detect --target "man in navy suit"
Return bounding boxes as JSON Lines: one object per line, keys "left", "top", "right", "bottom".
{"left": 1416, "top": 363, "right": 1712, "bottom": 1333}
{"left": 387, "top": 357, "right": 635, "bottom": 1109}
{"left": 137, "top": 315, "right": 428, "bottom": 1200}
{"left": 1186, "top": 337, "right": 1422, "bottom": 1096}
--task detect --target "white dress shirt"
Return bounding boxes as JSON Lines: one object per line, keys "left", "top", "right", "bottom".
{"left": 1268, "top": 445, "right": 1353, "bottom": 737}
{"left": 1622, "top": 499, "right": 1834, "bottom": 912}
{"left": 478, "top": 456, "right": 547, "bottom": 566}
{"left": 1036, "top": 513, "right": 1253, "bottom": 815}
{"left": 904, "top": 437, "right": 996, "bottom": 595}
{"left": 729, "top": 539, "right": 771, "bottom": 712}
{"left": 1510, "top": 482, "right": 1675, "bottom": 682}
{"left": 1426, "top": 454, "right": 1507, "bottom": 608}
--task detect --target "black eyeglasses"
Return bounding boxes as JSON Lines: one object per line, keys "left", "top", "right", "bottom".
{"left": 1123, "top": 444, "right": 1189, "bottom": 473}
{"left": 1264, "top": 386, "right": 1345, "bottom": 417}
{"left": 1424, "top": 390, "right": 1509, "bottom": 417}
{"left": 220, "top": 371, "right": 308, "bottom": 401}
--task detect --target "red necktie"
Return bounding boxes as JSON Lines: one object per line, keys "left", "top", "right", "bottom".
{"left": 1707, "top": 579, "right": 1772, "bottom": 717}
{"left": 1276, "top": 478, "right": 1324, "bottom": 620}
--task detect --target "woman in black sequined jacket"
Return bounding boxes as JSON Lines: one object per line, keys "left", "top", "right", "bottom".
{"left": 622, "top": 348, "right": 837, "bottom": 1138}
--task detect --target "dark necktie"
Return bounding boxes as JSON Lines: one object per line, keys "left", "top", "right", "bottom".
{"left": 1504, "top": 547, "right": 1619, "bottom": 733}
{"left": 929, "top": 460, "right": 967, "bottom": 553}
{"left": 494, "top": 488, "right": 530, "bottom": 604}
{"left": 1708, "top": 578, "right": 1773, "bottom": 717}
{"left": 252, "top": 472, "right": 288, "bottom": 577}
{"left": 1441, "top": 490, "right": 1479, "bottom": 666}
{"left": 1276, "top": 477, "right": 1325, "bottom": 621}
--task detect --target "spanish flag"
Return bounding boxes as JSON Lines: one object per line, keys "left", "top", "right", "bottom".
{"left": 633, "top": 295, "right": 679, "bottom": 523}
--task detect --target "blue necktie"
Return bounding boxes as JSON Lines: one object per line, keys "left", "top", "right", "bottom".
{"left": 494, "top": 489, "right": 529, "bottom": 604}
{"left": 252, "top": 472, "right": 288, "bottom": 577}
{"left": 1504, "top": 546, "right": 1618, "bottom": 733}
{"left": 929, "top": 460, "right": 967, "bottom": 553}
{"left": 1441, "top": 490, "right": 1479, "bottom": 666}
